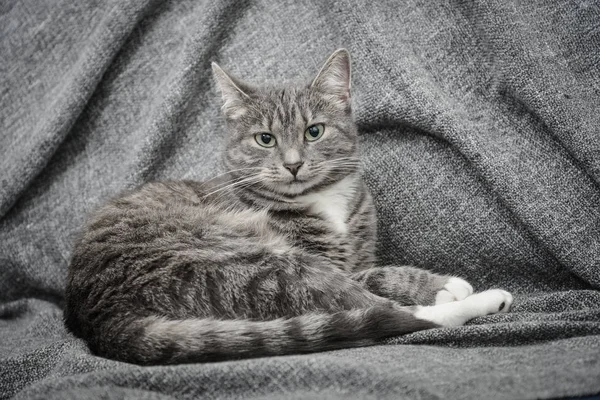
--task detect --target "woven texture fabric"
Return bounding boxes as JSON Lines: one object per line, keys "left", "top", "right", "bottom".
{"left": 1, "top": 0, "right": 599, "bottom": 398}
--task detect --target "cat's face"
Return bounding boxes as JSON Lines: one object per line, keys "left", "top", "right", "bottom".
{"left": 213, "top": 49, "right": 359, "bottom": 197}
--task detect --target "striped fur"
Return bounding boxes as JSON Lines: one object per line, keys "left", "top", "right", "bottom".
{"left": 65, "top": 49, "right": 509, "bottom": 365}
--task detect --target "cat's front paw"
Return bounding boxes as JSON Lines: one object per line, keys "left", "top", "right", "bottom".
{"left": 466, "top": 289, "right": 513, "bottom": 314}
{"left": 416, "top": 288, "right": 514, "bottom": 327}
{"left": 435, "top": 277, "right": 474, "bottom": 305}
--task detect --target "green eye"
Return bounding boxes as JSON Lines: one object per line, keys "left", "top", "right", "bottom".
{"left": 255, "top": 133, "right": 276, "bottom": 148}
{"left": 305, "top": 124, "right": 325, "bottom": 141}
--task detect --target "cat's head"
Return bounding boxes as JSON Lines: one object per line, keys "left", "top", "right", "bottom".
{"left": 212, "top": 49, "right": 359, "bottom": 198}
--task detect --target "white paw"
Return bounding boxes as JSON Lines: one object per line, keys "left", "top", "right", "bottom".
{"left": 435, "top": 277, "right": 474, "bottom": 305}
{"left": 465, "top": 289, "right": 513, "bottom": 314}
{"left": 416, "top": 288, "right": 513, "bottom": 327}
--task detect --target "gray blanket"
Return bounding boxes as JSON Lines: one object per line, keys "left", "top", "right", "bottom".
{"left": 1, "top": 0, "right": 600, "bottom": 398}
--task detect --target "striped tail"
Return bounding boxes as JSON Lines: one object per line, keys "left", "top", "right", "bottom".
{"left": 99, "top": 304, "right": 437, "bottom": 365}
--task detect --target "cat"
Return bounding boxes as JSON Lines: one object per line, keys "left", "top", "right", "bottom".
{"left": 64, "top": 49, "right": 513, "bottom": 365}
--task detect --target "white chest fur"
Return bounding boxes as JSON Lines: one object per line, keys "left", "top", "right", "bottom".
{"left": 295, "top": 175, "right": 359, "bottom": 234}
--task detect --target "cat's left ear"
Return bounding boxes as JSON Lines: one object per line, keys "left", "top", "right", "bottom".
{"left": 311, "top": 49, "right": 351, "bottom": 101}
{"left": 212, "top": 62, "right": 255, "bottom": 119}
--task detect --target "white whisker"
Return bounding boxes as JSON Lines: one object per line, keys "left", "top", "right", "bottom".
{"left": 199, "top": 167, "right": 265, "bottom": 186}
{"left": 202, "top": 176, "right": 263, "bottom": 199}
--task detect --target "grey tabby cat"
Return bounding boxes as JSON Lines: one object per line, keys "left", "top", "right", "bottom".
{"left": 65, "top": 49, "right": 513, "bottom": 365}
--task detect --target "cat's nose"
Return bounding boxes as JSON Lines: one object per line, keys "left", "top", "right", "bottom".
{"left": 284, "top": 162, "right": 304, "bottom": 177}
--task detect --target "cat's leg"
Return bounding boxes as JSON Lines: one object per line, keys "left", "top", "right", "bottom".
{"left": 350, "top": 266, "right": 473, "bottom": 306}
{"left": 241, "top": 257, "right": 512, "bottom": 327}
{"left": 232, "top": 255, "right": 400, "bottom": 318}
{"left": 199, "top": 254, "right": 511, "bottom": 327}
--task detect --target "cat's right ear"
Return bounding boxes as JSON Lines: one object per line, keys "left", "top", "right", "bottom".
{"left": 311, "top": 49, "right": 351, "bottom": 101}
{"left": 211, "top": 62, "right": 254, "bottom": 119}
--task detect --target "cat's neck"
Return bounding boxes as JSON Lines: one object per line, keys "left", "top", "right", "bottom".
{"left": 233, "top": 173, "right": 363, "bottom": 224}
{"left": 293, "top": 174, "right": 360, "bottom": 233}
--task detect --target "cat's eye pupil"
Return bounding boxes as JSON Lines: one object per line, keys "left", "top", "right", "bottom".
{"left": 261, "top": 134, "right": 272, "bottom": 144}
{"left": 255, "top": 132, "right": 275, "bottom": 147}
{"left": 305, "top": 124, "right": 324, "bottom": 142}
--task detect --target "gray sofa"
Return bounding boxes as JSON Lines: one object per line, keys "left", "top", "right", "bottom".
{"left": 1, "top": 0, "right": 599, "bottom": 398}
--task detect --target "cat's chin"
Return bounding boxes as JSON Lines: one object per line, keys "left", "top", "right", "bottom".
{"left": 264, "top": 179, "right": 316, "bottom": 197}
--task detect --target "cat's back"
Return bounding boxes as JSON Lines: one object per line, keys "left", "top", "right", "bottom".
{"left": 85, "top": 179, "right": 236, "bottom": 228}
{"left": 74, "top": 178, "right": 274, "bottom": 253}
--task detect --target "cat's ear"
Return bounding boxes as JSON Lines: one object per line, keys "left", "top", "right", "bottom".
{"left": 311, "top": 49, "right": 351, "bottom": 101}
{"left": 212, "top": 62, "right": 255, "bottom": 119}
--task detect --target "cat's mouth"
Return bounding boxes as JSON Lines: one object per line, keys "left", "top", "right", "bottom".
{"left": 269, "top": 175, "right": 309, "bottom": 185}
{"left": 264, "top": 177, "right": 316, "bottom": 196}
